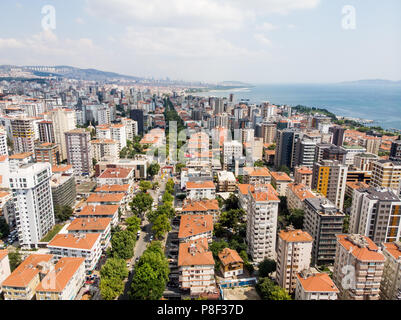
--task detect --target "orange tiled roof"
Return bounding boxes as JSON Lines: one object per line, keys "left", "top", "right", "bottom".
{"left": 178, "top": 215, "right": 213, "bottom": 239}
{"left": 178, "top": 238, "right": 215, "bottom": 267}
{"left": 270, "top": 171, "right": 292, "bottom": 182}
{"left": 98, "top": 168, "right": 133, "bottom": 179}
{"left": 182, "top": 200, "right": 219, "bottom": 212}
{"left": 279, "top": 229, "right": 313, "bottom": 242}
{"left": 186, "top": 181, "right": 215, "bottom": 189}
{"left": 336, "top": 235, "right": 385, "bottom": 262}
{"left": 296, "top": 273, "right": 339, "bottom": 293}
{"left": 0, "top": 249, "right": 8, "bottom": 261}
{"left": 78, "top": 205, "right": 119, "bottom": 216}
{"left": 251, "top": 190, "right": 280, "bottom": 202}
{"left": 218, "top": 248, "right": 243, "bottom": 266}
{"left": 296, "top": 167, "right": 313, "bottom": 175}
{"left": 383, "top": 242, "right": 401, "bottom": 260}
{"left": 35, "top": 257, "right": 86, "bottom": 293}
{"left": 2, "top": 254, "right": 53, "bottom": 288}
{"left": 52, "top": 165, "right": 72, "bottom": 173}
{"left": 86, "top": 193, "right": 125, "bottom": 203}
{"left": 48, "top": 233, "right": 101, "bottom": 250}
{"left": 9, "top": 152, "right": 33, "bottom": 160}
{"left": 287, "top": 183, "right": 316, "bottom": 201}
{"left": 95, "top": 184, "right": 130, "bottom": 193}
{"left": 67, "top": 217, "right": 111, "bottom": 232}
{"left": 346, "top": 181, "right": 369, "bottom": 190}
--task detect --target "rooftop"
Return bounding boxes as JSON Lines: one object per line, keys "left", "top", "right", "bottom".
{"left": 178, "top": 215, "right": 213, "bottom": 239}
{"left": 178, "top": 238, "right": 214, "bottom": 267}
{"left": 336, "top": 234, "right": 385, "bottom": 262}
{"left": 67, "top": 217, "right": 112, "bottom": 231}
{"left": 98, "top": 167, "right": 133, "bottom": 179}
{"left": 218, "top": 248, "right": 244, "bottom": 266}
{"left": 48, "top": 233, "right": 101, "bottom": 250}
{"left": 186, "top": 181, "right": 215, "bottom": 190}
{"left": 297, "top": 271, "right": 339, "bottom": 293}
{"left": 79, "top": 205, "right": 119, "bottom": 216}
{"left": 86, "top": 193, "right": 125, "bottom": 203}
{"left": 182, "top": 200, "right": 219, "bottom": 212}
{"left": 279, "top": 228, "right": 313, "bottom": 243}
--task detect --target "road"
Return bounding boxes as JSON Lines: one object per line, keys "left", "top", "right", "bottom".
{"left": 119, "top": 175, "right": 167, "bottom": 300}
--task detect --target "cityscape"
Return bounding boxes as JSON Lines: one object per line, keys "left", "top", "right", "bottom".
{"left": 0, "top": 0, "right": 400, "bottom": 307}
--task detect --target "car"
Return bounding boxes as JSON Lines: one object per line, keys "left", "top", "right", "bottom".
{"left": 126, "top": 262, "right": 131, "bottom": 268}
{"left": 149, "top": 235, "right": 154, "bottom": 242}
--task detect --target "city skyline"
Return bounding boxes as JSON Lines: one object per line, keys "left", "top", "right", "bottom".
{"left": 0, "top": 0, "right": 400, "bottom": 83}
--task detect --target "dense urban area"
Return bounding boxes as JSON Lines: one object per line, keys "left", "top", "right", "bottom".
{"left": 0, "top": 69, "right": 401, "bottom": 301}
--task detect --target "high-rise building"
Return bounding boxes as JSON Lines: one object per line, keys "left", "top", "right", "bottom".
{"left": 341, "top": 145, "right": 367, "bottom": 166}
{"left": 371, "top": 160, "right": 401, "bottom": 193}
{"left": 130, "top": 109, "right": 144, "bottom": 135}
{"left": 9, "top": 162, "right": 54, "bottom": 248}
{"left": 304, "top": 197, "right": 345, "bottom": 265}
{"left": 91, "top": 139, "right": 119, "bottom": 162}
{"left": 11, "top": 117, "right": 36, "bottom": 154}
{"left": 222, "top": 140, "right": 243, "bottom": 171}
{"left": 275, "top": 129, "right": 300, "bottom": 169}
{"left": 50, "top": 108, "right": 77, "bottom": 161}
{"left": 65, "top": 129, "right": 93, "bottom": 176}
{"left": 50, "top": 174, "right": 76, "bottom": 208}
{"left": 294, "top": 167, "right": 313, "bottom": 188}
{"left": 329, "top": 126, "right": 345, "bottom": 147}
{"left": 349, "top": 187, "right": 401, "bottom": 244}
{"left": 34, "top": 142, "right": 60, "bottom": 166}
{"left": 380, "top": 242, "right": 401, "bottom": 300}
{"left": 38, "top": 120, "right": 55, "bottom": 143}
{"left": 333, "top": 234, "right": 385, "bottom": 300}
{"left": 0, "top": 126, "right": 8, "bottom": 156}
{"left": 390, "top": 140, "right": 401, "bottom": 161}
{"left": 295, "top": 139, "right": 317, "bottom": 168}
{"left": 246, "top": 185, "right": 280, "bottom": 263}
{"left": 276, "top": 227, "right": 313, "bottom": 293}
{"left": 312, "top": 160, "right": 348, "bottom": 210}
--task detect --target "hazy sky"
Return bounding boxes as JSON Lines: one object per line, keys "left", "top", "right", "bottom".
{"left": 0, "top": 0, "right": 400, "bottom": 83}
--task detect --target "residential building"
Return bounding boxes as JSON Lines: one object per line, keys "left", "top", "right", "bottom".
{"left": 186, "top": 181, "right": 216, "bottom": 201}
{"left": 295, "top": 269, "right": 339, "bottom": 300}
{"left": 349, "top": 187, "right": 401, "bottom": 244}
{"left": 380, "top": 242, "right": 401, "bottom": 300}
{"left": 223, "top": 140, "right": 243, "bottom": 171}
{"left": 243, "top": 167, "right": 271, "bottom": 185}
{"left": 218, "top": 248, "right": 244, "bottom": 279}
{"left": 35, "top": 142, "right": 60, "bottom": 166}
{"left": 0, "top": 250, "right": 11, "bottom": 292}
{"left": 2, "top": 254, "right": 53, "bottom": 300}
{"left": 65, "top": 129, "right": 93, "bottom": 176}
{"left": 312, "top": 160, "right": 348, "bottom": 210}
{"left": 50, "top": 108, "right": 77, "bottom": 161}
{"left": 38, "top": 120, "right": 55, "bottom": 144}
{"left": 304, "top": 197, "right": 345, "bottom": 265}
{"left": 0, "top": 126, "right": 8, "bottom": 156}
{"left": 11, "top": 117, "right": 36, "bottom": 153}
{"left": 246, "top": 185, "right": 280, "bottom": 263}
{"left": 96, "top": 167, "right": 134, "bottom": 187}
{"left": 333, "top": 234, "right": 385, "bottom": 300}
{"left": 341, "top": 145, "right": 367, "bottom": 166}
{"left": 91, "top": 139, "right": 119, "bottom": 162}
{"left": 294, "top": 167, "right": 313, "bottom": 188}
{"left": 181, "top": 200, "right": 220, "bottom": 223}
{"left": 389, "top": 140, "right": 401, "bottom": 161}
{"left": 67, "top": 217, "right": 112, "bottom": 249}
{"left": 371, "top": 160, "right": 401, "bottom": 193}
{"left": 276, "top": 227, "right": 313, "bottom": 293}
{"left": 77, "top": 205, "right": 119, "bottom": 227}
{"left": 329, "top": 126, "right": 345, "bottom": 147}
{"left": 353, "top": 153, "right": 379, "bottom": 171}
{"left": 178, "top": 215, "right": 213, "bottom": 243}
{"left": 286, "top": 183, "right": 318, "bottom": 211}
{"left": 47, "top": 233, "right": 102, "bottom": 272}
{"left": 216, "top": 171, "right": 236, "bottom": 192}
{"left": 35, "top": 257, "right": 86, "bottom": 300}
{"left": 275, "top": 129, "right": 300, "bottom": 169}
{"left": 178, "top": 238, "right": 216, "bottom": 296}
{"left": 9, "top": 162, "right": 54, "bottom": 248}
{"left": 50, "top": 174, "right": 76, "bottom": 208}
{"left": 271, "top": 171, "right": 292, "bottom": 197}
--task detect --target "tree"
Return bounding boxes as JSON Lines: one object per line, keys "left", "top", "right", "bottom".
{"left": 237, "top": 176, "right": 244, "bottom": 184}
{"left": 111, "top": 230, "right": 135, "bottom": 260}
{"left": 139, "top": 181, "right": 153, "bottom": 193}
{"left": 254, "top": 160, "right": 265, "bottom": 167}
{"left": 130, "top": 192, "right": 154, "bottom": 217}
{"left": 219, "top": 209, "right": 246, "bottom": 232}
{"left": 268, "top": 144, "right": 276, "bottom": 150}
{"left": 92, "top": 158, "right": 98, "bottom": 167}
{"left": 175, "top": 163, "right": 186, "bottom": 174}
{"left": 126, "top": 216, "right": 141, "bottom": 235}
{"left": 278, "top": 165, "right": 291, "bottom": 176}
{"left": 8, "top": 250, "right": 22, "bottom": 271}
{"left": 343, "top": 196, "right": 353, "bottom": 212}
{"left": 152, "top": 182, "right": 159, "bottom": 190}
{"left": 288, "top": 209, "right": 305, "bottom": 229}
{"left": 148, "top": 203, "right": 175, "bottom": 223}
{"left": 166, "top": 179, "right": 175, "bottom": 194}
{"left": 100, "top": 277, "right": 125, "bottom": 300}
{"left": 0, "top": 217, "right": 10, "bottom": 239}
{"left": 258, "top": 259, "right": 277, "bottom": 278}
{"left": 224, "top": 194, "right": 240, "bottom": 211}
{"left": 54, "top": 205, "right": 73, "bottom": 222}
{"left": 162, "top": 191, "right": 174, "bottom": 205}
{"left": 152, "top": 214, "right": 171, "bottom": 239}
{"left": 257, "top": 277, "right": 291, "bottom": 300}
{"left": 100, "top": 258, "right": 128, "bottom": 280}
{"left": 148, "top": 163, "right": 160, "bottom": 179}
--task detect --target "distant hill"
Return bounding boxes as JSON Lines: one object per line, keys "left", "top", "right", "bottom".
{"left": 338, "top": 79, "right": 401, "bottom": 86}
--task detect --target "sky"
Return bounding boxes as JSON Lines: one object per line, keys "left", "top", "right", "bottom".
{"left": 0, "top": 0, "right": 400, "bottom": 84}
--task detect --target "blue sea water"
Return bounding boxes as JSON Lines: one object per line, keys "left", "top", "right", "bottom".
{"left": 197, "top": 84, "right": 401, "bottom": 130}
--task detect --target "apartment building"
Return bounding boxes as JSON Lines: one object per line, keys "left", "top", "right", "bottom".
{"left": 286, "top": 183, "right": 318, "bottom": 212}
{"left": 86, "top": 193, "right": 128, "bottom": 215}
{"left": 120, "top": 118, "right": 138, "bottom": 140}
{"left": 77, "top": 205, "right": 119, "bottom": 227}
{"left": 276, "top": 227, "right": 313, "bottom": 293}
{"left": 222, "top": 140, "right": 243, "bottom": 171}
{"left": 294, "top": 167, "right": 313, "bottom": 189}
{"left": 47, "top": 233, "right": 102, "bottom": 272}
{"left": 91, "top": 139, "right": 119, "bottom": 162}
{"left": 380, "top": 242, "right": 401, "bottom": 300}
{"left": 246, "top": 186, "right": 280, "bottom": 263}
{"left": 371, "top": 160, "right": 401, "bottom": 193}
{"left": 9, "top": 162, "right": 55, "bottom": 248}
{"left": 218, "top": 248, "right": 244, "bottom": 279}
{"left": 178, "top": 238, "right": 216, "bottom": 296}
{"left": 186, "top": 181, "right": 216, "bottom": 201}
{"left": 65, "top": 129, "right": 93, "bottom": 176}
{"left": 333, "top": 234, "right": 385, "bottom": 300}
{"left": 35, "top": 257, "right": 86, "bottom": 300}
{"left": 353, "top": 153, "right": 379, "bottom": 171}
{"left": 0, "top": 126, "right": 8, "bottom": 156}
{"left": 271, "top": 171, "right": 292, "bottom": 197}
{"left": 216, "top": 171, "right": 236, "bottom": 192}
{"left": 341, "top": 145, "right": 367, "bottom": 166}
{"left": 50, "top": 108, "right": 77, "bottom": 161}
{"left": 178, "top": 215, "right": 213, "bottom": 243}
{"left": 243, "top": 167, "right": 271, "bottom": 185}
{"left": 345, "top": 181, "right": 369, "bottom": 198}
{"left": 312, "top": 160, "right": 348, "bottom": 210}
{"left": 2, "top": 254, "right": 53, "bottom": 300}
{"left": 295, "top": 269, "right": 339, "bottom": 300}
{"left": 0, "top": 250, "right": 11, "bottom": 292}
{"left": 96, "top": 167, "right": 134, "bottom": 187}
{"left": 349, "top": 187, "right": 401, "bottom": 244}
{"left": 96, "top": 124, "right": 127, "bottom": 151}
{"left": 390, "top": 140, "right": 401, "bottom": 161}
{"left": 181, "top": 200, "right": 220, "bottom": 223}
{"left": 50, "top": 174, "right": 76, "bottom": 208}
{"left": 38, "top": 120, "right": 55, "bottom": 144}
{"left": 304, "top": 197, "right": 345, "bottom": 265}
{"left": 35, "top": 142, "right": 60, "bottom": 166}
{"left": 11, "top": 117, "right": 36, "bottom": 153}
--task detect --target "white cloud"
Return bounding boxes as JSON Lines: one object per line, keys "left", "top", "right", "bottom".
{"left": 257, "top": 22, "right": 278, "bottom": 32}
{"left": 254, "top": 33, "right": 272, "bottom": 46}
{"left": 0, "top": 38, "right": 25, "bottom": 49}
{"left": 75, "top": 17, "right": 85, "bottom": 25}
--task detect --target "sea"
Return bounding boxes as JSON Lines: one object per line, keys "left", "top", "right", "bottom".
{"left": 195, "top": 84, "right": 401, "bottom": 131}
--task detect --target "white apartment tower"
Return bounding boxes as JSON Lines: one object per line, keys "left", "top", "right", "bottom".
{"left": 50, "top": 108, "right": 77, "bottom": 161}
{"left": 9, "top": 162, "right": 55, "bottom": 248}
